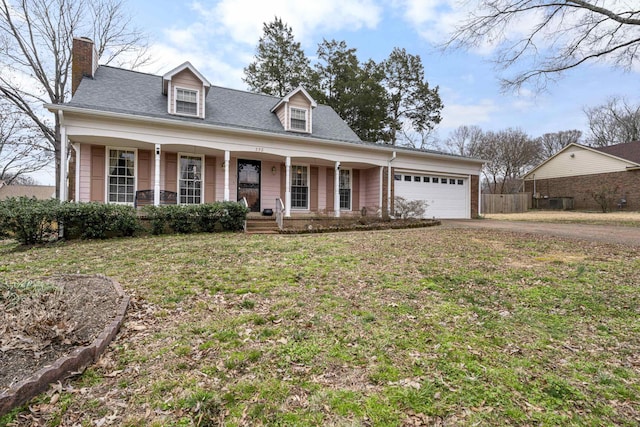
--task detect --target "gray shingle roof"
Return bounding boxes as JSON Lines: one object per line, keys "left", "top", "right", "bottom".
{"left": 68, "top": 66, "right": 362, "bottom": 143}
{"left": 593, "top": 141, "right": 640, "bottom": 164}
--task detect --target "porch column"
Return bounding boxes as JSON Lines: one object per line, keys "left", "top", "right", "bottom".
{"left": 72, "top": 144, "right": 80, "bottom": 202}
{"left": 379, "top": 166, "right": 384, "bottom": 218}
{"left": 58, "top": 111, "right": 67, "bottom": 202}
{"left": 153, "top": 144, "right": 161, "bottom": 206}
{"left": 223, "top": 150, "right": 230, "bottom": 201}
{"left": 334, "top": 161, "right": 341, "bottom": 218}
{"left": 285, "top": 156, "right": 291, "bottom": 217}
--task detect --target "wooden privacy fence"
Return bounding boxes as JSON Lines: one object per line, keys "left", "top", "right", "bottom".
{"left": 482, "top": 193, "right": 531, "bottom": 214}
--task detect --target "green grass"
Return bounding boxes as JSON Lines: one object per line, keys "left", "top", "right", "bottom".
{"left": 1, "top": 227, "right": 639, "bottom": 425}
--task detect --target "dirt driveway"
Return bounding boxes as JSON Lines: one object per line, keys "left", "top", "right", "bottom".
{"left": 444, "top": 219, "right": 640, "bottom": 247}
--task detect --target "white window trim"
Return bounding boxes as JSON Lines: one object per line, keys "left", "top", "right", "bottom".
{"left": 105, "top": 147, "right": 138, "bottom": 205}
{"left": 173, "top": 86, "right": 201, "bottom": 118}
{"left": 289, "top": 107, "right": 309, "bottom": 133}
{"left": 290, "top": 163, "right": 310, "bottom": 210}
{"left": 339, "top": 167, "right": 352, "bottom": 211}
{"left": 177, "top": 153, "right": 205, "bottom": 205}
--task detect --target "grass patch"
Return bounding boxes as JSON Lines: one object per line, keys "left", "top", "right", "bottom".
{"left": 1, "top": 228, "right": 639, "bottom": 425}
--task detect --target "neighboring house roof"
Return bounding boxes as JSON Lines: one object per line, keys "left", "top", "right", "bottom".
{"left": 593, "top": 141, "right": 640, "bottom": 164}
{"left": 0, "top": 185, "right": 56, "bottom": 200}
{"left": 524, "top": 142, "right": 640, "bottom": 180}
{"left": 68, "top": 66, "right": 362, "bottom": 144}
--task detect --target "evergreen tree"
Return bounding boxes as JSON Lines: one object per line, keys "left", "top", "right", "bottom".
{"left": 243, "top": 18, "right": 314, "bottom": 97}
{"left": 382, "top": 48, "right": 443, "bottom": 145}
{"left": 312, "top": 39, "right": 387, "bottom": 142}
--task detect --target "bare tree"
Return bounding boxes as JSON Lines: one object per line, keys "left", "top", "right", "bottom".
{"left": 0, "top": 0, "right": 149, "bottom": 198}
{"left": 444, "top": 125, "right": 483, "bottom": 156}
{"left": 477, "top": 128, "right": 540, "bottom": 193}
{"left": 0, "top": 102, "right": 50, "bottom": 184}
{"left": 584, "top": 96, "right": 640, "bottom": 146}
{"left": 536, "top": 129, "right": 582, "bottom": 158}
{"left": 446, "top": 1, "right": 640, "bottom": 90}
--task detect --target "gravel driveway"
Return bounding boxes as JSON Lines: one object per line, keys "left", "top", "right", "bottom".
{"left": 444, "top": 219, "right": 640, "bottom": 247}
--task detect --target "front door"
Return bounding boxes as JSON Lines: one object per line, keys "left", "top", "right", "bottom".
{"left": 237, "top": 159, "right": 261, "bottom": 212}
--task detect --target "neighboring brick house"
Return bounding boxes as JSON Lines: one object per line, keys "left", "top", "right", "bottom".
{"left": 47, "top": 38, "right": 484, "bottom": 219}
{"left": 523, "top": 142, "right": 640, "bottom": 210}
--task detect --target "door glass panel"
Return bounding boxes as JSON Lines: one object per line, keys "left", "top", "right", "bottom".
{"left": 237, "top": 160, "right": 261, "bottom": 212}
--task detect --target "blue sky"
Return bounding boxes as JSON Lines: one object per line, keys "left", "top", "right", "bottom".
{"left": 127, "top": 0, "right": 639, "bottom": 141}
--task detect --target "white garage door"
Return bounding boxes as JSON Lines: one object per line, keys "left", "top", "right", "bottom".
{"left": 395, "top": 173, "right": 469, "bottom": 219}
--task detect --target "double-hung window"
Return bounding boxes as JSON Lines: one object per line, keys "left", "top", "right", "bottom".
{"left": 179, "top": 155, "right": 203, "bottom": 204}
{"left": 108, "top": 149, "right": 135, "bottom": 204}
{"left": 290, "top": 108, "right": 307, "bottom": 131}
{"left": 339, "top": 169, "right": 351, "bottom": 210}
{"left": 176, "top": 88, "right": 198, "bottom": 116}
{"left": 291, "top": 165, "right": 308, "bottom": 209}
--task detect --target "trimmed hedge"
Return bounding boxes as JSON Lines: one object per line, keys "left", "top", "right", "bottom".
{"left": 57, "top": 202, "right": 140, "bottom": 240}
{"left": 0, "top": 197, "right": 59, "bottom": 245}
{"left": 142, "top": 202, "right": 249, "bottom": 235}
{"left": 0, "top": 198, "right": 249, "bottom": 244}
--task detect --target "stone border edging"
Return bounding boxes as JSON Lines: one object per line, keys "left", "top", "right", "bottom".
{"left": 0, "top": 275, "right": 130, "bottom": 416}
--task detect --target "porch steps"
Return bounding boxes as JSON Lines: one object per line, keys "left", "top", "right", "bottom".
{"left": 245, "top": 217, "right": 280, "bottom": 234}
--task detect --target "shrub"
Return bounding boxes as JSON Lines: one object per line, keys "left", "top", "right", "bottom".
{"left": 143, "top": 202, "right": 248, "bottom": 234}
{"left": 217, "top": 201, "right": 249, "bottom": 231}
{"left": 0, "top": 197, "right": 60, "bottom": 245}
{"left": 57, "top": 202, "right": 140, "bottom": 239}
{"left": 394, "top": 196, "right": 428, "bottom": 219}
{"left": 589, "top": 186, "right": 619, "bottom": 213}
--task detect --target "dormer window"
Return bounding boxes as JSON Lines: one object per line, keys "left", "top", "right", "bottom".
{"left": 162, "top": 62, "right": 211, "bottom": 119}
{"left": 290, "top": 108, "right": 307, "bottom": 131}
{"left": 271, "top": 86, "right": 317, "bottom": 134}
{"left": 176, "top": 88, "right": 198, "bottom": 116}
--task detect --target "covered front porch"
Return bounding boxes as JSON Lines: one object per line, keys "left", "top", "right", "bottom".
{"left": 66, "top": 139, "right": 389, "bottom": 219}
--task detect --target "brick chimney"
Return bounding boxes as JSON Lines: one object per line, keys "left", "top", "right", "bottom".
{"left": 72, "top": 37, "right": 98, "bottom": 95}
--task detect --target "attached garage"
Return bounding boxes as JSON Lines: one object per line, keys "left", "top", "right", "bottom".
{"left": 394, "top": 171, "right": 470, "bottom": 219}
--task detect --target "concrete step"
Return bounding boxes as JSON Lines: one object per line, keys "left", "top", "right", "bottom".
{"left": 245, "top": 218, "right": 279, "bottom": 234}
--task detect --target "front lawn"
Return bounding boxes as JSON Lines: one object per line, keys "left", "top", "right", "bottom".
{"left": 1, "top": 227, "right": 639, "bottom": 426}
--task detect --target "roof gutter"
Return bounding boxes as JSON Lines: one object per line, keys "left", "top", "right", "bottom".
{"left": 45, "top": 104, "right": 486, "bottom": 165}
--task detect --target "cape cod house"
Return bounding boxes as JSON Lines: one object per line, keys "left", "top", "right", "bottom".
{"left": 48, "top": 38, "right": 483, "bottom": 219}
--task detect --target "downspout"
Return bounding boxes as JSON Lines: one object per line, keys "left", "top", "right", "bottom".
{"left": 387, "top": 151, "right": 396, "bottom": 218}
{"left": 532, "top": 174, "right": 536, "bottom": 209}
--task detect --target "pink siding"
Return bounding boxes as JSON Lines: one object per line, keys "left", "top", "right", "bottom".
{"left": 363, "top": 167, "right": 381, "bottom": 211}
{"left": 275, "top": 104, "right": 286, "bottom": 128}
{"left": 261, "top": 161, "right": 281, "bottom": 210}
{"left": 317, "top": 166, "right": 327, "bottom": 210}
{"left": 215, "top": 157, "right": 237, "bottom": 201}
{"left": 289, "top": 92, "right": 310, "bottom": 109}
{"left": 79, "top": 143, "right": 92, "bottom": 202}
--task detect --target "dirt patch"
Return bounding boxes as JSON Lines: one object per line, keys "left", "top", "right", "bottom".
{"left": 485, "top": 211, "right": 640, "bottom": 223}
{"left": 445, "top": 218, "right": 640, "bottom": 247}
{"left": 0, "top": 275, "right": 123, "bottom": 393}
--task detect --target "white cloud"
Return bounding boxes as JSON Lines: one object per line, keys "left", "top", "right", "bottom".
{"left": 197, "top": 0, "right": 382, "bottom": 46}
{"left": 440, "top": 99, "right": 497, "bottom": 130}
{"left": 394, "top": 0, "right": 555, "bottom": 55}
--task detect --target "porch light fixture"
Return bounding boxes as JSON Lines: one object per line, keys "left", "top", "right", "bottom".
{"left": 271, "top": 166, "right": 277, "bottom": 175}
{"left": 296, "top": 167, "right": 302, "bottom": 175}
